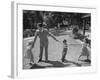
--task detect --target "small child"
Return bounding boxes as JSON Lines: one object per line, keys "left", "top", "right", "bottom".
{"left": 26, "top": 41, "right": 34, "bottom": 65}
{"left": 78, "top": 39, "right": 90, "bottom": 61}
{"left": 61, "top": 39, "right": 68, "bottom": 62}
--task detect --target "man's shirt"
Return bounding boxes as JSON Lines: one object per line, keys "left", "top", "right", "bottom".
{"left": 35, "top": 29, "right": 49, "bottom": 46}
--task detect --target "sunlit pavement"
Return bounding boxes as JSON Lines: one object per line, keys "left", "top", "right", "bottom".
{"left": 23, "top": 30, "right": 91, "bottom": 69}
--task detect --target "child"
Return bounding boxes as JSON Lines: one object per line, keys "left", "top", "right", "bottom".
{"left": 85, "top": 37, "right": 91, "bottom": 48}
{"left": 78, "top": 39, "right": 90, "bottom": 61}
{"left": 26, "top": 41, "right": 34, "bottom": 65}
{"left": 61, "top": 39, "right": 68, "bottom": 62}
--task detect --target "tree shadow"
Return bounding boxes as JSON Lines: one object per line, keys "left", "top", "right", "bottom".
{"left": 30, "top": 60, "right": 71, "bottom": 69}
{"left": 78, "top": 59, "right": 91, "bottom": 63}
{"left": 42, "top": 60, "right": 69, "bottom": 67}
{"left": 30, "top": 64, "right": 46, "bottom": 69}
{"left": 63, "top": 59, "right": 82, "bottom": 67}
{"left": 51, "top": 29, "right": 71, "bottom": 36}
{"left": 30, "top": 60, "right": 86, "bottom": 69}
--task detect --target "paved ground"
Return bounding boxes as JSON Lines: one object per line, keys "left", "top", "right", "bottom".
{"left": 23, "top": 30, "right": 91, "bottom": 69}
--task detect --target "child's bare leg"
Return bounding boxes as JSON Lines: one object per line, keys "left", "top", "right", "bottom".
{"left": 87, "top": 55, "right": 89, "bottom": 60}
{"left": 62, "top": 49, "right": 67, "bottom": 62}
{"left": 78, "top": 55, "right": 82, "bottom": 60}
{"left": 61, "top": 51, "right": 64, "bottom": 60}
{"left": 30, "top": 53, "right": 34, "bottom": 63}
{"left": 62, "top": 52, "right": 66, "bottom": 62}
{"left": 63, "top": 52, "right": 67, "bottom": 60}
{"left": 45, "top": 45, "right": 48, "bottom": 61}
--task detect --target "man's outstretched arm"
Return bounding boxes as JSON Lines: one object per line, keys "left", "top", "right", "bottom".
{"left": 48, "top": 32, "right": 59, "bottom": 42}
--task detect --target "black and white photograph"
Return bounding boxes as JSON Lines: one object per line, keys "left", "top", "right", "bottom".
{"left": 23, "top": 10, "right": 91, "bottom": 69}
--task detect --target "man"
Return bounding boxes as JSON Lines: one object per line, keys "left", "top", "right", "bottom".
{"left": 31, "top": 23, "right": 59, "bottom": 62}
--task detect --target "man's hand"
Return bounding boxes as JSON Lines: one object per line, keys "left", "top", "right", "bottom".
{"left": 56, "top": 40, "right": 62, "bottom": 44}
{"left": 56, "top": 40, "right": 60, "bottom": 43}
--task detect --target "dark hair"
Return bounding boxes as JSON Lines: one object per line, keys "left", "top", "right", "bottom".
{"left": 63, "top": 39, "right": 67, "bottom": 43}
{"left": 85, "top": 38, "right": 89, "bottom": 43}
{"left": 38, "top": 23, "right": 43, "bottom": 27}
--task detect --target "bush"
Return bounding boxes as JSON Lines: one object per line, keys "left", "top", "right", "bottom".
{"left": 74, "top": 33, "right": 85, "bottom": 41}
{"left": 72, "top": 26, "right": 79, "bottom": 34}
{"left": 23, "top": 29, "right": 36, "bottom": 38}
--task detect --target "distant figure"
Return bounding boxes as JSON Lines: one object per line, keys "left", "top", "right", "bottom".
{"left": 72, "top": 25, "right": 79, "bottom": 34}
{"left": 61, "top": 39, "right": 68, "bottom": 62}
{"left": 78, "top": 39, "right": 90, "bottom": 61}
{"left": 31, "top": 23, "right": 60, "bottom": 62}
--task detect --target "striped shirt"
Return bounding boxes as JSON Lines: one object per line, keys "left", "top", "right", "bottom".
{"left": 63, "top": 43, "right": 68, "bottom": 49}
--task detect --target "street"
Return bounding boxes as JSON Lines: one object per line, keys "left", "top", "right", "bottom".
{"left": 23, "top": 30, "right": 91, "bottom": 69}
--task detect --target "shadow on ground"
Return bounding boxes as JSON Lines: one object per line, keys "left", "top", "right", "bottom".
{"left": 30, "top": 60, "right": 84, "bottom": 69}
{"left": 78, "top": 59, "right": 91, "bottom": 63}
{"left": 63, "top": 60, "right": 82, "bottom": 66}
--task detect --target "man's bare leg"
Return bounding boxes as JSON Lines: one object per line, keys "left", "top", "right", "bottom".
{"left": 45, "top": 45, "right": 48, "bottom": 61}
{"left": 30, "top": 52, "right": 34, "bottom": 63}
{"left": 39, "top": 46, "right": 43, "bottom": 62}
{"left": 87, "top": 55, "right": 89, "bottom": 60}
{"left": 78, "top": 55, "right": 82, "bottom": 61}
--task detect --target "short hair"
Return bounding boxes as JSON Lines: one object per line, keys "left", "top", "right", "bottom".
{"left": 38, "top": 23, "right": 43, "bottom": 27}
{"left": 63, "top": 39, "right": 67, "bottom": 43}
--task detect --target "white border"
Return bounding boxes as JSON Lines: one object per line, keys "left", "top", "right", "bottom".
{"left": 12, "top": 1, "right": 97, "bottom": 78}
